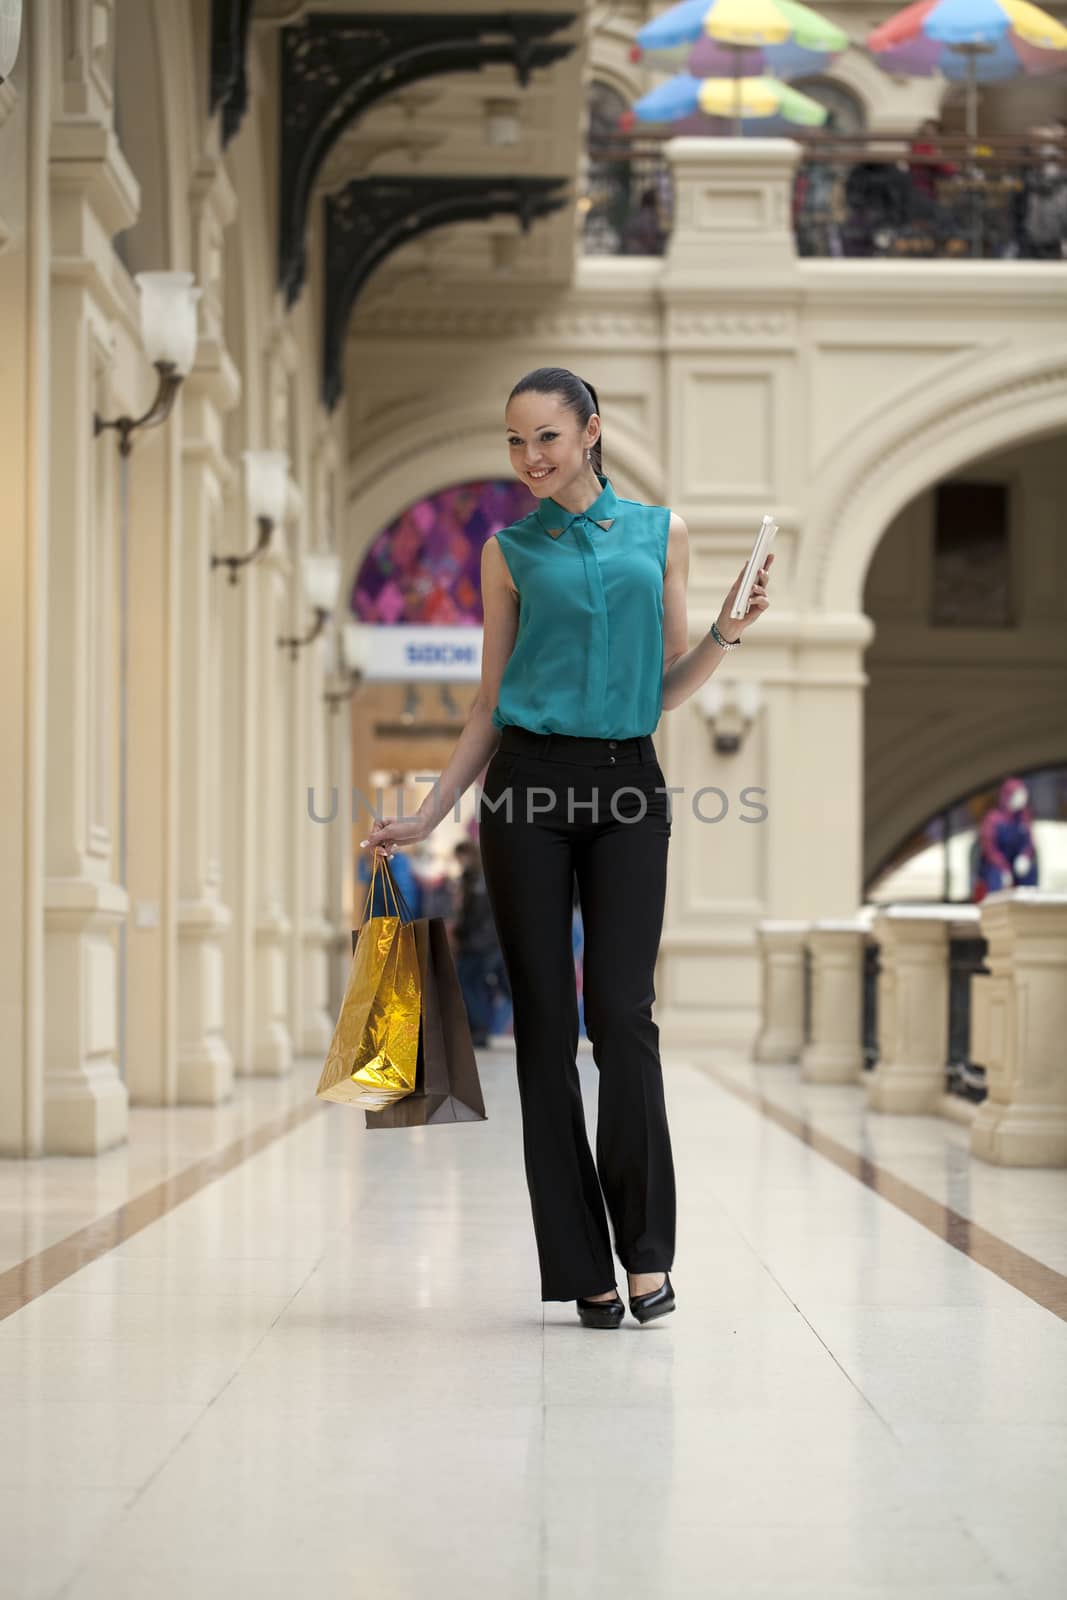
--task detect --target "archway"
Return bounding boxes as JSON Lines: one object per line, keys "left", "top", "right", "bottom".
{"left": 799, "top": 343, "right": 1067, "bottom": 614}
{"left": 861, "top": 428, "right": 1067, "bottom": 890}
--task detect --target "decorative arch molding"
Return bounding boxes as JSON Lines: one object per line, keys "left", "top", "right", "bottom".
{"left": 866, "top": 706, "right": 1067, "bottom": 888}
{"left": 342, "top": 403, "right": 666, "bottom": 598}
{"left": 322, "top": 175, "right": 569, "bottom": 411}
{"left": 586, "top": 30, "right": 647, "bottom": 111}
{"left": 801, "top": 343, "right": 1067, "bottom": 615}
{"left": 821, "top": 45, "right": 943, "bottom": 132}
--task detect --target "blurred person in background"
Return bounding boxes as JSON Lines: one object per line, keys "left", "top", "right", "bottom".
{"left": 452, "top": 840, "right": 504, "bottom": 1048}
{"left": 1023, "top": 118, "right": 1067, "bottom": 259}
{"left": 973, "top": 776, "right": 1039, "bottom": 902}
{"left": 357, "top": 839, "right": 423, "bottom": 921}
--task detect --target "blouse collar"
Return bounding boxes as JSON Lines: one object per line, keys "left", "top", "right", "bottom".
{"left": 536, "top": 473, "right": 619, "bottom": 538}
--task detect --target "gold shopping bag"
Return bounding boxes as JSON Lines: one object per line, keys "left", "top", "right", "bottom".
{"left": 316, "top": 852, "right": 422, "bottom": 1109}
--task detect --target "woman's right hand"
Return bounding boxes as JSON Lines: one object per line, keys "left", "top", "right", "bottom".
{"left": 359, "top": 811, "right": 433, "bottom": 859}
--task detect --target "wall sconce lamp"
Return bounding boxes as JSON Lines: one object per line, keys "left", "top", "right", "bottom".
{"left": 212, "top": 449, "right": 289, "bottom": 585}
{"left": 324, "top": 620, "right": 368, "bottom": 715}
{"left": 94, "top": 271, "right": 202, "bottom": 455}
{"left": 489, "top": 230, "right": 520, "bottom": 275}
{"left": 278, "top": 552, "right": 342, "bottom": 661}
{"left": 698, "top": 677, "right": 762, "bottom": 756}
{"left": 484, "top": 96, "right": 520, "bottom": 146}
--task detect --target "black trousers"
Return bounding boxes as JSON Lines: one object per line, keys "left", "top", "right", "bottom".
{"left": 478, "top": 724, "right": 676, "bottom": 1302}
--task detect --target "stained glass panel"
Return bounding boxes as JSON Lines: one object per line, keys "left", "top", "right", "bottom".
{"left": 352, "top": 479, "right": 534, "bottom": 625}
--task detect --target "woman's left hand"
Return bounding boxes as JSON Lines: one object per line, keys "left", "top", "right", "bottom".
{"left": 717, "top": 552, "right": 774, "bottom": 642}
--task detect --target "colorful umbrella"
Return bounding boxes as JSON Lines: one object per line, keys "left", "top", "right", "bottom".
{"left": 868, "top": 0, "right": 1067, "bottom": 137}
{"left": 625, "top": 72, "right": 829, "bottom": 136}
{"left": 632, "top": 0, "right": 849, "bottom": 81}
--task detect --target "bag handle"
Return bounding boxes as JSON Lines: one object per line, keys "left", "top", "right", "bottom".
{"left": 359, "top": 847, "right": 414, "bottom": 926}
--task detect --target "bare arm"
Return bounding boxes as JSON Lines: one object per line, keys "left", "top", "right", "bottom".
{"left": 361, "top": 536, "right": 519, "bottom": 856}
{"left": 661, "top": 511, "right": 773, "bottom": 712}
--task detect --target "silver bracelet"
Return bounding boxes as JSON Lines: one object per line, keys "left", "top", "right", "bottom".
{"left": 710, "top": 620, "right": 741, "bottom": 650}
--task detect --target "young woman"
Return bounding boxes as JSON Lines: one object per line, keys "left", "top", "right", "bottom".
{"left": 360, "top": 367, "right": 772, "bottom": 1328}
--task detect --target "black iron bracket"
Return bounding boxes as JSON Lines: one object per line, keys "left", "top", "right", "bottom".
{"left": 279, "top": 10, "right": 577, "bottom": 305}
{"left": 210, "top": 0, "right": 255, "bottom": 147}
{"left": 321, "top": 174, "right": 569, "bottom": 410}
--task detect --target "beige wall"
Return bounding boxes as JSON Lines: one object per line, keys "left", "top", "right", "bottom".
{"left": 341, "top": 139, "right": 1066, "bottom": 1047}
{"left": 1, "top": 0, "right": 1065, "bottom": 1153}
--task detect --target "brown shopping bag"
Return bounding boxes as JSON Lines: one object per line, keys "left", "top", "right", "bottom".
{"left": 315, "top": 854, "right": 421, "bottom": 1110}
{"left": 363, "top": 914, "right": 488, "bottom": 1129}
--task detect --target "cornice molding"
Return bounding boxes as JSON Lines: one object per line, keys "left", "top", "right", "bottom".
{"left": 323, "top": 173, "right": 569, "bottom": 408}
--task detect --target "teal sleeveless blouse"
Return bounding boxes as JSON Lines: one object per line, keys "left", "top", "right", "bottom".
{"left": 490, "top": 474, "right": 671, "bottom": 740}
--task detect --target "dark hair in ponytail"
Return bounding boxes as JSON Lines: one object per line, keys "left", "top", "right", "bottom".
{"left": 507, "top": 367, "right": 603, "bottom": 477}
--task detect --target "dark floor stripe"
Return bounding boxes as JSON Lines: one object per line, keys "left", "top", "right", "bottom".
{"left": 0, "top": 1098, "right": 324, "bottom": 1322}
{"left": 704, "top": 1062, "right": 1067, "bottom": 1323}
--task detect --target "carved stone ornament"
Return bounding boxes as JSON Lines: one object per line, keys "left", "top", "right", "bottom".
{"left": 210, "top": 0, "right": 254, "bottom": 147}
{"left": 279, "top": 9, "right": 577, "bottom": 306}
{"left": 322, "top": 174, "right": 569, "bottom": 410}
{"left": 0, "top": 0, "right": 23, "bottom": 81}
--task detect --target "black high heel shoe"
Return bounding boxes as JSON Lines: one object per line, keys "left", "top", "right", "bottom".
{"left": 576, "top": 1290, "right": 625, "bottom": 1329}
{"left": 628, "top": 1271, "right": 675, "bottom": 1324}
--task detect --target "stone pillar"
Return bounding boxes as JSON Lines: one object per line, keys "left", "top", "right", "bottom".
{"left": 867, "top": 906, "right": 961, "bottom": 1114}
{"left": 970, "top": 891, "right": 1067, "bottom": 1167}
{"left": 43, "top": 17, "right": 138, "bottom": 1150}
{"left": 218, "top": 487, "right": 259, "bottom": 1076}
{"left": 0, "top": 4, "right": 47, "bottom": 1154}
{"left": 656, "top": 139, "right": 808, "bottom": 1052}
{"left": 324, "top": 685, "right": 356, "bottom": 1022}
{"left": 253, "top": 504, "right": 295, "bottom": 1076}
{"left": 663, "top": 137, "right": 799, "bottom": 278}
{"left": 753, "top": 921, "right": 808, "bottom": 1062}
{"left": 176, "top": 158, "right": 240, "bottom": 1103}
{"left": 800, "top": 914, "right": 871, "bottom": 1084}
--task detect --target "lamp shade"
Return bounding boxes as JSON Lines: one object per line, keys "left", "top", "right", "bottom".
{"left": 135, "top": 271, "right": 202, "bottom": 377}
{"left": 737, "top": 678, "right": 763, "bottom": 720}
{"left": 303, "top": 552, "right": 342, "bottom": 613}
{"left": 242, "top": 449, "right": 290, "bottom": 525}
{"left": 0, "top": 0, "right": 24, "bottom": 80}
{"left": 341, "top": 621, "right": 370, "bottom": 674}
{"left": 699, "top": 678, "right": 726, "bottom": 718}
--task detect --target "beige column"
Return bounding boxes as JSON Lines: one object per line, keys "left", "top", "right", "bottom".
{"left": 253, "top": 502, "right": 295, "bottom": 1076}
{"left": 867, "top": 906, "right": 966, "bottom": 1114}
{"left": 43, "top": 36, "right": 138, "bottom": 1149}
{"left": 176, "top": 159, "right": 240, "bottom": 1103}
{"left": 655, "top": 138, "right": 871, "bottom": 1049}
{"left": 218, "top": 487, "right": 260, "bottom": 1076}
{"left": 296, "top": 634, "right": 338, "bottom": 1056}
{"left": 801, "top": 914, "right": 872, "bottom": 1084}
{"left": 0, "top": 8, "right": 48, "bottom": 1154}
{"left": 970, "top": 891, "right": 1067, "bottom": 1168}
{"left": 753, "top": 921, "right": 809, "bottom": 1062}
{"left": 324, "top": 687, "right": 356, "bottom": 1021}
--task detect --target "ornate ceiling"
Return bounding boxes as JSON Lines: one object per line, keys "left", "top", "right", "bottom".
{"left": 215, "top": 1, "right": 585, "bottom": 408}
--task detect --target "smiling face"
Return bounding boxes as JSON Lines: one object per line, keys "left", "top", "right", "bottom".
{"left": 504, "top": 390, "right": 600, "bottom": 500}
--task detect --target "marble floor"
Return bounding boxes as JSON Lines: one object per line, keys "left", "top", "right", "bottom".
{"left": 1, "top": 1047, "right": 1065, "bottom": 1600}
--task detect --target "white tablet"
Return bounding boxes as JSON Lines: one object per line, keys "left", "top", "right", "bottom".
{"left": 729, "top": 514, "right": 778, "bottom": 622}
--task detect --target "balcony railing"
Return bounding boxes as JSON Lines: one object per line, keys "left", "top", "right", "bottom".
{"left": 583, "top": 134, "right": 1067, "bottom": 262}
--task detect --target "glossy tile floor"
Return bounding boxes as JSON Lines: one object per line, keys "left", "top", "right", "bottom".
{"left": 2, "top": 1047, "right": 1066, "bottom": 1600}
